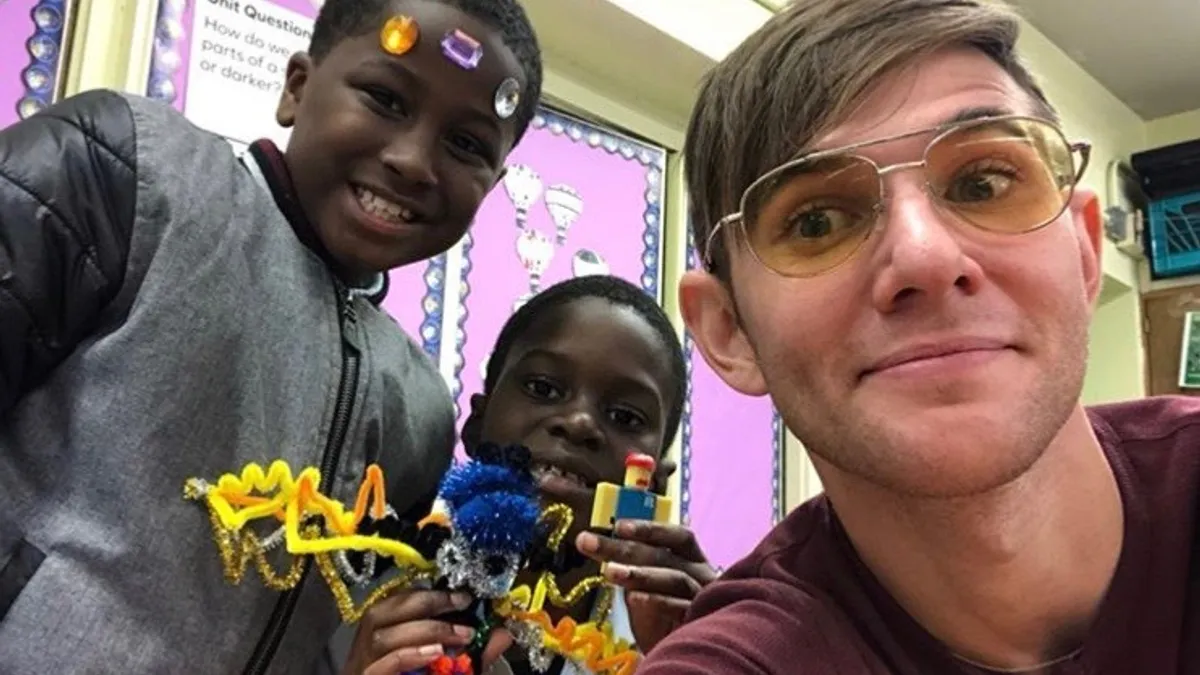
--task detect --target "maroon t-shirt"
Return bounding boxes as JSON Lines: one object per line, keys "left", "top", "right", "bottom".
{"left": 640, "top": 397, "right": 1200, "bottom": 674}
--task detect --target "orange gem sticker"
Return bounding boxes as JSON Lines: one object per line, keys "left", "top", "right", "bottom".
{"left": 380, "top": 15, "right": 419, "bottom": 56}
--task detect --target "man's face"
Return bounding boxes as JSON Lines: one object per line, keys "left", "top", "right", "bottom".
{"left": 682, "top": 47, "right": 1103, "bottom": 498}
{"left": 277, "top": 0, "right": 524, "bottom": 279}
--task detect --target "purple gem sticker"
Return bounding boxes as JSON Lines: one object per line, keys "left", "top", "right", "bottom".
{"left": 440, "top": 29, "right": 483, "bottom": 70}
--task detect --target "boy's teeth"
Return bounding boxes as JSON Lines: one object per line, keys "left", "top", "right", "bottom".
{"left": 533, "top": 463, "right": 588, "bottom": 488}
{"left": 356, "top": 187, "right": 415, "bottom": 223}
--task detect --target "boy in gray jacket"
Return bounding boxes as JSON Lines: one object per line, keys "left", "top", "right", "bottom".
{"left": 0, "top": 0, "right": 541, "bottom": 672}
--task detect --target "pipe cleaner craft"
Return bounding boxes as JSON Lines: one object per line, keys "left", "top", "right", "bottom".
{"left": 184, "top": 443, "right": 640, "bottom": 675}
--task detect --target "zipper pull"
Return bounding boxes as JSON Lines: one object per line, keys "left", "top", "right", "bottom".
{"left": 338, "top": 287, "right": 361, "bottom": 352}
{"left": 343, "top": 289, "right": 358, "bottom": 324}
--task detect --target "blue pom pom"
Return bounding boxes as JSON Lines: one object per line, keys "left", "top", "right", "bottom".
{"left": 435, "top": 459, "right": 540, "bottom": 555}
{"left": 453, "top": 491, "right": 541, "bottom": 555}
{"left": 439, "top": 462, "right": 536, "bottom": 509}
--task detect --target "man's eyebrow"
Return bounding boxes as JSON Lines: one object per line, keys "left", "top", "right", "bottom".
{"left": 940, "top": 106, "right": 1015, "bottom": 127}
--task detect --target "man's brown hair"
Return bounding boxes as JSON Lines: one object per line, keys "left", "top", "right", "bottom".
{"left": 686, "top": 0, "right": 1056, "bottom": 275}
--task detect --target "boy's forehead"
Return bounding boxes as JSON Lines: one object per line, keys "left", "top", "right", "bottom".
{"left": 510, "top": 301, "right": 668, "bottom": 375}
{"left": 380, "top": 0, "right": 520, "bottom": 71}
{"left": 331, "top": 0, "right": 525, "bottom": 108}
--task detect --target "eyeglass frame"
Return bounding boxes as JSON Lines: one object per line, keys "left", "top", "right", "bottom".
{"left": 702, "top": 115, "right": 1092, "bottom": 278}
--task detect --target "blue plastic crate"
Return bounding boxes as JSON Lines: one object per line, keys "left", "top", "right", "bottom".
{"left": 1147, "top": 189, "right": 1200, "bottom": 279}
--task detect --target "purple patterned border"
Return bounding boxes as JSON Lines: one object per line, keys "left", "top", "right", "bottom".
{"left": 12, "top": 0, "right": 75, "bottom": 121}
{"left": 145, "top": 0, "right": 186, "bottom": 106}
{"left": 678, "top": 233, "right": 786, "bottom": 525}
{"left": 413, "top": 254, "right": 451, "bottom": 363}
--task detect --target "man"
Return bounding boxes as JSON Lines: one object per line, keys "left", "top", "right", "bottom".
{"left": 635, "top": 0, "right": 1200, "bottom": 672}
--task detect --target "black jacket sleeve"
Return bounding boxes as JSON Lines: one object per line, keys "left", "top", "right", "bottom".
{"left": 0, "top": 89, "right": 139, "bottom": 415}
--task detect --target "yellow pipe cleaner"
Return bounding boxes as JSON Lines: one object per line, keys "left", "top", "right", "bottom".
{"left": 187, "top": 460, "right": 638, "bottom": 671}
{"left": 515, "top": 611, "right": 640, "bottom": 675}
{"left": 186, "top": 460, "right": 432, "bottom": 569}
{"left": 495, "top": 528, "right": 640, "bottom": 675}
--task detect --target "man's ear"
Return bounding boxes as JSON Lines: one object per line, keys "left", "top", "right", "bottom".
{"left": 276, "top": 52, "right": 313, "bottom": 128}
{"left": 1069, "top": 188, "right": 1103, "bottom": 307}
{"left": 460, "top": 393, "right": 488, "bottom": 454}
{"left": 679, "top": 270, "right": 767, "bottom": 396}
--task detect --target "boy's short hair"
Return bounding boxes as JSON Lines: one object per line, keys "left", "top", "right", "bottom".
{"left": 309, "top": 0, "right": 543, "bottom": 143}
{"left": 483, "top": 275, "right": 687, "bottom": 453}
{"left": 687, "top": 0, "right": 1055, "bottom": 275}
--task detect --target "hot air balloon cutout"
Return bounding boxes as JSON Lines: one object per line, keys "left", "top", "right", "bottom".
{"left": 572, "top": 249, "right": 608, "bottom": 278}
{"left": 544, "top": 184, "right": 583, "bottom": 245}
{"left": 503, "top": 164, "right": 543, "bottom": 230}
{"left": 516, "top": 228, "right": 555, "bottom": 295}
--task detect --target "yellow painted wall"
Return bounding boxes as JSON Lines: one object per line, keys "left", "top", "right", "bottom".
{"left": 1145, "top": 108, "right": 1200, "bottom": 148}
{"left": 1017, "top": 26, "right": 1144, "bottom": 292}
{"left": 1009, "top": 26, "right": 1148, "bottom": 407}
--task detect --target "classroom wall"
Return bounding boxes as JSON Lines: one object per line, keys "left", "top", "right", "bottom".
{"left": 1012, "top": 25, "right": 1149, "bottom": 407}
{"left": 42, "top": 0, "right": 1153, "bottom": 516}
{"left": 1145, "top": 108, "right": 1200, "bottom": 149}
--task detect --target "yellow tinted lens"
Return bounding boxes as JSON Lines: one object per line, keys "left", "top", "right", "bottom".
{"left": 742, "top": 155, "right": 879, "bottom": 275}
{"left": 927, "top": 119, "right": 1074, "bottom": 233}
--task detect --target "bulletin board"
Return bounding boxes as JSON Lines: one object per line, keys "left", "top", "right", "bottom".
{"left": 679, "top": 236, "right": 785, "bottom": 572}
{"left": 146, "top": 0, "right": 315, "bottom": 149}
{"left": 0, "top": 0, "right": 76, "bottom": 129}
{"left": 449, "top": 106, "right": 666, "bottom": 454}
{"left": 1180, "top": 311, "right": 1200, "bottom": 389}
{"left": 144, "top": 0, "right": 442, "bottom": 360}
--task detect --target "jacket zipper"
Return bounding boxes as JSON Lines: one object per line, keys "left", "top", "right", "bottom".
{"left": 242, "top": 284, "right": 362, "bottom": 675}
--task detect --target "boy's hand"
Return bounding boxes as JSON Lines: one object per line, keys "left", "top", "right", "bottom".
{"left": 340, "top": 589, "right": 508, "bottom": 675}
{"left": 575, "top": 521, "right": 718, "bottom": 653}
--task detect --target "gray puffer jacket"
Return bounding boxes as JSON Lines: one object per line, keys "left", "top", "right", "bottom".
{"left": 0, "top": 90, "right": 455, "bottom": 674}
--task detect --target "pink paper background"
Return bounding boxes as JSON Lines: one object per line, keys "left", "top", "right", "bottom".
{"left": 146, "top": 0, "right": 436, "bottom": 355}
{"left": 0, "top": 0, "right": 72, "bottom": 129}
{"left": 451, "top": 108, "right": 665, "bottom": 457}
{"left": 679, "top": 242, "right": 785, "bottom": 572}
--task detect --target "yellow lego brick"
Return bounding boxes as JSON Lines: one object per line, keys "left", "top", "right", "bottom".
{"left": 653, "top": 495, "right": 673, "bottom": 523}
{"left": 590, "top": 482, "right": 620, "bottom": 529}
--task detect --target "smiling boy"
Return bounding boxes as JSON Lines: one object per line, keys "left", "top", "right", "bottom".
{"left": 339, "top": 275, "right": 718, "bottom": 675}
{"left": 0, "top": 0, "right": 540, "bottom": 672}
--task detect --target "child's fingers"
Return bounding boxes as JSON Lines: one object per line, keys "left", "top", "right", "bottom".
{"left": 575, "top": 531, "right": 668, "bottom": 567}
{"left": 613, "top": 520, "right": 708, "bottom": 563}
{"left": 363, "top": 589, "right": 474, "bottom": 630}
{"left": 626, "top": 590, "right": 692, "bottom": 615}
{"left": 575, "top": 529, "right": 719, "bottom": 600}
{"left": 575, "top": 524, "right": 707, "bottom": 568}
{"left": 370, "top": 619, "right": 474, "bottom": 658}
{"left": 362, "top": 643, "right": 445, "bottom": 675}
{"left": 481, "top": 627, "right": 514, "bottom": 667}
{"left": 603, "top": 563, "right": 704, "bottom": 600}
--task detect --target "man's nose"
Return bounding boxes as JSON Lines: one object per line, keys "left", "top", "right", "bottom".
{"left": 870, "top": 179, "right": 983, "bottom": 312}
